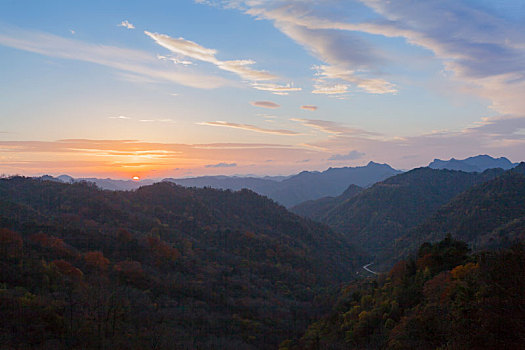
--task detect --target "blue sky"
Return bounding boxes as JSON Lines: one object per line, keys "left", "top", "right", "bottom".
{"left": 0, "top": 0, "right": 524, "bottom": 178}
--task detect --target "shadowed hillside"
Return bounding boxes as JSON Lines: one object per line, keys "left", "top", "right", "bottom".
{"left": 298, "top": 167, "right": 504, "bottom": 255}
{"left": 0, "top": 177, "right": 366, "bottom": 349}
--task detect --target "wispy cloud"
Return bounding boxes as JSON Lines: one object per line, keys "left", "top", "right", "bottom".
{"left": 208, "top": 1, "right": 396, "bottom": 96}
{"left": 0, "top": 139, "right": 321, "bottom": 178}
{"left": 157, "top": 54, "right": 193, "bottom": 66}
{"left": 251, "top": 82, "right": 301, "bottom": 95}
{"left": 292, "top": 118, "right": 380, "bottom": 137}
{"left": 205, "top": 162, "right": 237, "bottom": 168}
{"left": 145, "top": 30, "right": 304, "bottom": 94}
{"left": 0, "top": 26, "right": 230, "bottom": 89}
{"left": 109, "top": 115, "right": 131, "bottom": 120}
{"left": 311, "top": 83, "right": 348, "bottom": 95}
{"left": 118, "top": 20, "right": 135, "bottom": 29}
{"left": 199, "top": 121, "right": 301, "bottom": 135}
{"left": 274, "top": 21, "right": 396, "bottom": 96}
{"left": 146, "top": 31, "right": 283, "bottom": 81}
{"left": 222, "top": 0, "right": 525, "bottom": 112}
{"left": 250, "top": 101, "right": 280, "bottom": 109}
{"left": 301, "top": 105, "right": 318, "bottom": 111}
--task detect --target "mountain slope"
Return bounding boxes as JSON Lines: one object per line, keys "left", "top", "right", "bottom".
{"left": 290, "top": 184, "right": 363, "bottom": 221}
{"left": 394, "top": 163, "right": 525, "bottom": 257}
{"left": 295, "top": 237, "right": 525, "bottom": 350}
{"left": 317, "top": 167, "right": 504, "bottom": 255}
{"left": 0, "top": 177, "right": 365, "bottom": 349}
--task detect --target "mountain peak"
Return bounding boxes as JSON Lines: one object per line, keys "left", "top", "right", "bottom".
{"left": 429, "top": 155, "right": 516, "bottom": 172}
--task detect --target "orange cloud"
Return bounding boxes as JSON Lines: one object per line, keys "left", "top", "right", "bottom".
{"left": 250, "top": 101, "right": 280, "bottom": 109}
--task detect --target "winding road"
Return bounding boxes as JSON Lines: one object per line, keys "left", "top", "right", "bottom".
{"left": 363, "top": 263, "right": 379, "bottom": 275}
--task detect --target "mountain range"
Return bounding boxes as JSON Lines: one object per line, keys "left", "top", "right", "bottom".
{"left": 45, "top": 161, "right": 401, "bottom": 207}
{"left": 389, "top": 163, "right": 525, "bottom": 261}
{"left": 428, "top": 154, "right": 517, "bottom": 172}
{"left": 2, "top": 155, "right": 525, "bottom": 349}
{"left": 167, "top": 161, "right": 401, "bottom": 207}
{"left": 291, "top": 167, "right": 506, "bottom": 257}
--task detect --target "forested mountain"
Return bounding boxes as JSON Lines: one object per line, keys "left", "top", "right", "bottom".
{"left": 297, "top": 167, "right": 504, "bottom": 255}
{"left": 290, "top": 185, "right": 363, "bottom": 221}
{"left": 0, "top": 177, "right": 366, "bottom": 349}
{"left": 289, "top": 237, "right": 525, "bottom": 350}
{"left": 389, "top": 163, "right": 525, "bottom": 261}
{"left": 428, "top": 154, "right": 517, "bottom": 172}
{"left": 167, "top": 161, "right": 401, "bottom": 207}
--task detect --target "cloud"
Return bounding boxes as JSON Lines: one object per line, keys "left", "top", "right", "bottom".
{"left": 145, "top": 31, "right": 281, "bottom": 82}
{"left": 312, "top": 83, "right": 348, "bottom": 95}
{"left": 0, "top": 139, "right": 323, "bottom": 178}
{"left": 328, "top": 150, "right": 365, "bottom": 161}
{"left": 0, "top": 26, "right": 230, "bottom": 89}
{"left": 352, "top": 0, "right": 525, "bottom": 114}
{"left": 145, "top": 30, "right": 304, "bottom": 94}
{"left": 139, "top": 118, "right": 175, "bottom": 123}
{"left": 292, "top": 118, "right": 380, "bottom": 137}
{"left": 251, "top": 82, "right": 302, "bottom": 95}
{"left": 250, "top": 101, "right": 280, "bottom": 109}
{"left": 233, "top": 0, "right": 524, "bottom": 112}
{"left": 157, "top": 54, "right": 193, "bottom": 66}
{"left": 205, "top": 162, "right": 237, "bottom": 168}
{"left": 301, "top": 105, "right": 318, "bottom": 111}
{"left": 109, "top": 115, "right": 131, "bottom": 120}
{"left": 274, "top": 21, "right": 396, "bottom": 95}
{"left": 301, "top": 115, "right": 525, "bottom": 169}
{"left": 118, "top": 20, "right": 135, "bottom": 29}
{"left": 213, "top": 0, "right": 525, "bottom": 109}
{"left": 199, "top": 121, "right": 301, "bottom": 135}
{"left": 213, "top": 1, "right": 396, "bottom": 96}
{"left": 1, "top": 114, "right": 523, "bottom": 178}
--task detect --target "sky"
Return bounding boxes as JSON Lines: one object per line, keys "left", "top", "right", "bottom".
{"left": 0, "top": 0, "right": 524, "bottom": 179}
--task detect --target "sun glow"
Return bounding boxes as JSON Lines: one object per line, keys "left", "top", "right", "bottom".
{"left": 132, "top": 176, "right": 140, "bottom": 181}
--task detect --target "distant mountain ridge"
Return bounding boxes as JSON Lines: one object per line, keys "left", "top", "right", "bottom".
{"left": 428, "top": 154, "right": 517, "bottom": 172}
{"left": 45, "top": 162, "right": 400, "bottom": 207}
{"left": 167, "top": 161, "right": 401, "bottom": 207}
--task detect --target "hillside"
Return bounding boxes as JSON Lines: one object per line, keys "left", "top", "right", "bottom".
{"left": 390, "top": 163, "right": 525, "bottom": 260}
{"left": 290, "top": 184, "right": 363, "bottom": 221}
{"left": 290, "top": 237, "right": 525, "bottom": 350}
{"left": 0, "top": 177, "right": 365, "bottom": 349}
{"left": 312, "top": 167, "right": 504, "bottom": 255}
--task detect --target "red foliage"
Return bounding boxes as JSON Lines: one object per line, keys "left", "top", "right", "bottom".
{"left": 0, "top": 228, "right": 23, "bottom": 258}
{"left": 146, "top": 236, "right": 181, "bottom": 263}
{"left": 52, "top": 259, "right": 83, "bottom": 280}
{"left": 83, "top": 251, "right": 110, "bottom": 270}
{"left": 116, "top": 228, "right": 132, "bottom": 243}
{"left": 389, "top": 260, "right": 408, "bottom": 285}
{"left": 423, "top": 271, "right": 453, "bottom": 303}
